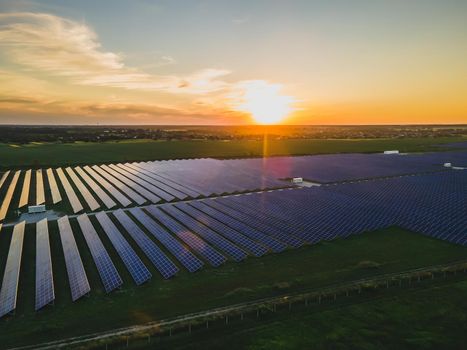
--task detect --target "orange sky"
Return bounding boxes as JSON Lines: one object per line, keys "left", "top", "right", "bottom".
{"left": 0, "top": 1, "right": 466, "bottom": 125}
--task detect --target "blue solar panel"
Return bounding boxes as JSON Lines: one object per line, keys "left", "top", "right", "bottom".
{"left": 161, "top": 204, "right": 248, "bottom": 262}
{"left": 128, "top": 207, "right": 203, "bottom": 272}
{"left": 94, "top": 211, "right": 152, "bottom": 285}
{"left": 76, "top": 214, "right": 123, "bottom": 293}
{"left": 146, "top": 205, "right": 226, "bottom": 267}
{"left": 189, "top": 201, "right": 287, "bottom": 253}
{"left": 112, "top": 209, "right": 179, "bottom": 279}
{"left": 35, "top": 219, "right": 55, "bottom": 311}
{"left": 175, "top": 202, "right": 268, "bottom": 257}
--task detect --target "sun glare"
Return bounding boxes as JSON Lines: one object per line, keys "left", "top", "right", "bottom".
{"left": 235, "top": 81, "right": 295, "bottom": 124}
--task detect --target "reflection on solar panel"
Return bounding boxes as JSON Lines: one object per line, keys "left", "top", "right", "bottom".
{"left": 75, "top": 167, "right": 116, "bottom": 209}
{"left": 94, "top": 211, "right": 151, "bottom": 285}
{"left": 0, "top": 221, "right": 25, "bottom": 318}
{"left": 76, "top": 214, "right": 122, "bottom": 293}
{"left": 189, "top": 201, "right": 287, "bottom": 253}
{"left": 0, "top": 170, "right": 10, "bottom": 190}
{"left": 105, "top": 164, "right": 161, "bottom": 204}
{"left": 18, "top": 169, "right": 31, "bottom": 208}
{"left": 92, "top": 165, "right": 146, "bottom": 205}
{"left": 0, "top": 170, "right": 20, "bottom": 221}
{"left": 162, "top": 205, "right": 247, "bottom": 262}
{"left": 83, "top": 166, "right": 131, "bottom": 207}
{"left": 36, "top": 169, "right": 45, "bottom": 205}
{"left": 175, "top": 202, "right": 268, "bottom": 257}
{"left": 120, "top": 163, "right": 188, "bottom": 200}
{"left": 46, "top": 168, "right": 62, "bottom": 204}
{"left": 111, "top": 164, "right": 175, "bottom": 202}
{"left": 146, "top": 205, "right": 226, "bottom": 267}
{"left": 57, "top": 216, "right": 90, "bottom": 301}
{"left": 128, "top": 207, "right": 203, "bottom": 272}
{"left": 112, "top": 210, "right": 178, "bottom": 279}
{"left": 65, "top": 167, "right": 100, "bottom": 211}
{"left": 56, "top": 168, "right": 83, "bottom": 214}
{"left": 35, "top": 218, "right": 54, "bottom": 311}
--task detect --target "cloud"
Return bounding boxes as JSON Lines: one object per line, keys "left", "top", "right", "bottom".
{"left": 0, "top": 12, "right": 232, "bottom": 94}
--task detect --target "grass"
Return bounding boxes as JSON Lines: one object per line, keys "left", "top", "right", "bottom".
{"left": 0, "top": 137, "right": 465, "bottom": 168}
{"left": 0, "top": 226, "right": 466, "bottom": 349}
{"left": 155, "top": 280, "right": 467, "bottom": 350}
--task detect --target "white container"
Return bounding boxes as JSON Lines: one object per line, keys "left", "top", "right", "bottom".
{"left": 383, "top": 150, "right": 399, "bottom": 155}
{"left": 28, "top": 204, "right": 46, "bottom": 214}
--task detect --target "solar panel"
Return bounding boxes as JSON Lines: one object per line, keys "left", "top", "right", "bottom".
{"left": 74, "top": 167, "right": 116, "bottom": 209}
{"left": 128, "top": 207, "right": 203, "bottom": 272}
{"left": 0, "top": 221, "right": 25, "bottom": 318}
{"left": 83, "top": 166, "right": 131, "bottom": 207}
{"left": 18, "top": 169, "right": 31, "bottom": 208}
{"left": 76, "top": 214, "right": 122, "bottom": 293}
{"left": 111, "top": 164, "right": 175, "bottom": 202}
{"left": 65, "top": 167, "right": 100, "bottom": 211}
{"left": 36, "top": 169, "right": 45, "bottom": 205}
{"left": 94, "top": 211, "right": 151, "bottom": 285}
{"left": 0, "top": 170, "right": 11, "bottom": 190}
{"left": 56, "top": 168, "right": 83, "bottom": 214}
{"left": 189, "top": 200, "right": 287, "bottom": 253}
{"left": 162, "top": 205, "right": 248, "bottom": 262}
{"left": 120, "top": 163, "right": 188, "bottom": 200}
{"left": 57, "top": 216, "right": 90, "bottom": 301}
{"left": 35, "top": 218, "right": 55, "bottom": 311}
{"left": 112, "top": 209, "right": 179, "bottom": 278}
{"left": 175, "top": 202, "right": 268, "bottom": 257}
{"left": 105, "top": 164, "right": 162, "bottom": 204}
{"left": 146, "top": 205, "right": 226, "bottom": 267}
{"left": 92, "top": 165, "right": 146, "bottom": 205}
{"left": 46, "top": 168, "right": 62, "bottom": 204}
{"left": 0, "top": 170, "right": 21, "bottom": 221}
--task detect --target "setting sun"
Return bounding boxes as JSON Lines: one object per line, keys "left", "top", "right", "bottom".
{"left": 235, "top": 81, "right": 295, "bottom": 124}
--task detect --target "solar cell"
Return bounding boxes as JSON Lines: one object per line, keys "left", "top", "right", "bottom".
{"left": 0, "top": 170, "right": 21, "bottom": 221}
{"left": 56, "top": 168, "right": 83, "bottom": 214}
{"left": 83, "top": 166, "right": 131, "bottom": 207}
{"left": 106, "top": 164, "right": 162, "bottom": 203}
{"left": 94, "top": 211, "right": 152, "bottom": 285}
{"left": 65, "top": 167, "right": 100, "bottom": 211}
{"left": 74, "top": 167, "right": 116, "bottom": 209}
{"left": 92, "top": 165, "right": 146, "bottom": 205}
{"left": 36, "top": 169, "right": 45, "bottom": 205}
{"left": 35, "top": 218, "right": 55, "bottom": 311}
{"left": 112, "top": 209, "right": 179, "bottom": 278}
{"left": 18, "top": 169, "right": 31, "bottom": 208}
{"left": 162, "top": 205, "right": 248, "bottom": 261}
{"left": 46, "top": 168, "right": 62, "bottom": 204}
{"left": 112, "top": 164, "right": 175, "bottom": 202}
{"left": 57, "top": 216, "right": 90, "bottom": 301}
{"left": 120, "top": 163, "right": 188, "bottom": 200}
{"left": 128, "top": 207, "right": 203, "bottom": 272}
{"left": 0, "top": 221, "right": 25, "bottom": 318}
{"left": 76, "top": 214, "right": 122, "bottom": 293}
{"left": 146, "top": 205, "right": 226, "bottom": 267}
{"left": 0, "top": 170, "right": 10, "bottom": 190}
{"left": 175, "top": 202, "right": 268, "bottom": 257}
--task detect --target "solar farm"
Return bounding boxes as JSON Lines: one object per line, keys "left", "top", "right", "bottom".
{"left": 0, "top": 149, "right": 466, "bottom": 347}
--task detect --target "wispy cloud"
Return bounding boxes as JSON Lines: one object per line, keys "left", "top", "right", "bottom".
{"left": 0, "top": 12, "right": 232, "bottom": 94}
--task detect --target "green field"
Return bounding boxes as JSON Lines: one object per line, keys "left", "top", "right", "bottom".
{"left": 1, "top": 225, "right": 466, "bottom": 349}
{"left": 0, "top": 137, "right": 465, "bottom": 168}
{"left": 157, "top": 279, "right": 467, "bottom": 350}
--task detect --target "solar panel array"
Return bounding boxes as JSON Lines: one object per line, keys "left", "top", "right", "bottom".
{"left": 35, "top": 218, "right": 54, "bottom": 310}
{"left": 76, "top": 214, "right": 122, "bottom": 293}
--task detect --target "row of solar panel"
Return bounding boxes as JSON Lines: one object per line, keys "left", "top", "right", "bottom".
{"left": 1, "top": 170, "right": 465, "bottom": 318}
{"left": 0, "top": 161, "right": 289, "bottom": 220}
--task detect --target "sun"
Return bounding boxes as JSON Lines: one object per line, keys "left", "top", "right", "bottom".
{"left": 235, "top": 81, "right": 295, "bottom": 124}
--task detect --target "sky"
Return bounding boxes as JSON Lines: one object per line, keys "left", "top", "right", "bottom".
{"left": 0, "top": 0, "right": 466, "bottom": 125}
